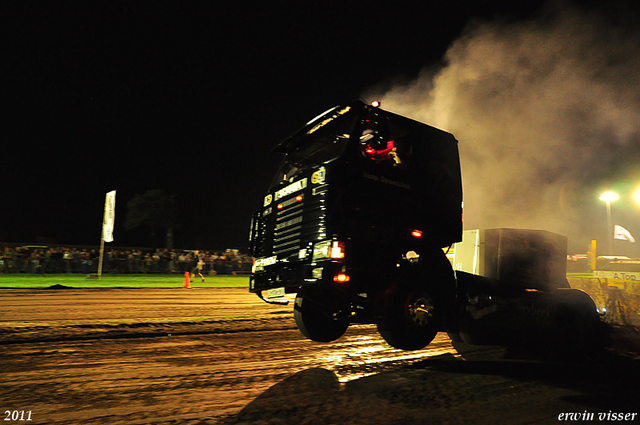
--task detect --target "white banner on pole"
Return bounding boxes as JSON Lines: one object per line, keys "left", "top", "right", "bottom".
{"left": 613, "top": 224, "right": 636, "bottom": 243}
{"left": 103, "top": 190, "right": 116, "bottom": 243}
{"left": 614, "top": 225, "right": 635, "bottom": 243}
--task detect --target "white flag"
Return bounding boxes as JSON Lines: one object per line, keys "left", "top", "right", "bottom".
{"left": 614, "top": 225, "right": 635, "bottom": 243}
{"left": 103, "top": 190, "right": 116, "bottom": 243}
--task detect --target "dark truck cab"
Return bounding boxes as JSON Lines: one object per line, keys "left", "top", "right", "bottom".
{"left": 249, "top": 100, "right": 606, "bottom": 352}
{"left": 249, "top": 100, "right": 463, "bottom": 349}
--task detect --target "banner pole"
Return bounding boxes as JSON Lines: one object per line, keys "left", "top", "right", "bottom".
{"left": 98, "top": 191, "right": 107, "bottom": 280}
{"left": 98, "top": 234, "right": 105, "bottom": 280}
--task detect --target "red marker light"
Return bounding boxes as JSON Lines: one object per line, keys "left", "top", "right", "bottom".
{"left": 411, "top": 229, "right": 423, "bottom": 238}
{"left": 296, "top": 195, "right": 303, "bottom": 202}
{"left": 277, "top": 204, "right": 283, "bottom": 209}
{"left": 333, "top": 273, "right": 351, "bottom": 283}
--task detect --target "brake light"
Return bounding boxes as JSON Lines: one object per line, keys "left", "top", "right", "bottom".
{"left": 329, "top": 241, "right": 345, "bottom": 259}
{"left": 333, "top": 273, "right": 350, "bottom": 283}
{"left": 411, "top": 229, "right": 423, "bottom": 238}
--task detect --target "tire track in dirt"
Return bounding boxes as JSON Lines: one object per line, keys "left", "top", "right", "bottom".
{"left": 0, "top": 324, "right": 458, "bottom": 424}
{"left": 1, "top": 288, "right": 638, "bottom": 424}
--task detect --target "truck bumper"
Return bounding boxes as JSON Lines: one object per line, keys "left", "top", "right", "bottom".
{"left": 250, "top": 261, "right": 345, "bottom": 293}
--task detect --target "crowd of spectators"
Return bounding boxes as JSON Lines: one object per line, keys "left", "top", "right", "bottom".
{"left": 0, "top": 245, "right": 252, "bottom": 275}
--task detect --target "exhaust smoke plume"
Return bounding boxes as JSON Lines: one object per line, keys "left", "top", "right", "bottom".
{"left": 368, "top": 3, "right": 640, "bottom": 253}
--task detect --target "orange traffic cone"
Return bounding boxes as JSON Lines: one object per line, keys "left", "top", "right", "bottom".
{"left": 183, "top": 272, "right": 191, "bottom": 289}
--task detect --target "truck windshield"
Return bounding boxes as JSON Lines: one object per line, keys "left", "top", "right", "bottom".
{"left": 275, "top": 106, "right": 357, "bottom": 183}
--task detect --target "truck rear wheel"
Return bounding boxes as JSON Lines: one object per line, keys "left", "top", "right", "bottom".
{"left": 377, "top": 284, "right": 439, "bottom": 350}
{"left": 294, "top": 291, "right": 349, "bottom": 343}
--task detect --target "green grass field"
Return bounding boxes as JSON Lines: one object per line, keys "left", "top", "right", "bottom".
{"left": 0, "top": 272, "right": 595, "bottom": 289}
{"left": 0, "top": 273, "right": 250, "bottom": 288}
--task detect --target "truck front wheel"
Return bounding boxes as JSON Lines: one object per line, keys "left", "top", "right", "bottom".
{"left": 377, "top": 284, "right": 439, "bottom": 350}
{"left": 294, "top": 291, "right": 349, "bottom": 342}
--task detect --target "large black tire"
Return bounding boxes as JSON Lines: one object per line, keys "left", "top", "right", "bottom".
{"left": 376, "top": 248, "right": 455, "bottom": 351}
{"left": 554, "top": 289, "right": 610, "bottom": 351}
{"left": 294, "top": 292, "right": 349, "bottom": 343}
{"left": 377, "top": 284, "right": 439, "bottom": 350}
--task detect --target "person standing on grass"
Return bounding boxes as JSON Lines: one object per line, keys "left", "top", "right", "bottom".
{"left": 191, "top": 250, "right": 205, "bottom": 283}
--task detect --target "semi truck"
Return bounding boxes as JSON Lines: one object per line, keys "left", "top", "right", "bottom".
{"left": 248, "top": 100, "right": 606, "bottom": 352}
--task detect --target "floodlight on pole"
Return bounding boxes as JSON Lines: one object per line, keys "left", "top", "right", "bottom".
{"left": 599, "top": 191, "right": 620, "bottom": 203}
{"left": 599, "top": 191, "right": 619, "bottom": 255}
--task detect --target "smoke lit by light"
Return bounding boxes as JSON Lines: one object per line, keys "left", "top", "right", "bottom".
{"left": 366, "top": 3, "right": 640, "bottom": 254}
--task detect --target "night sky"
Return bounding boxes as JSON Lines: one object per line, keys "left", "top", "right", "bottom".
{"left": 3, "top": 0, "right": 638, "bottom": 253}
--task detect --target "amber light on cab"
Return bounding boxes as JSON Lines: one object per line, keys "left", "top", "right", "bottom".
{"left": 329, "top": 241, "right": 345, "bottom": 259}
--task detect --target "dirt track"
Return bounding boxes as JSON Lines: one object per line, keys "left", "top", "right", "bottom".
{"left": 0, "top": 288, "right": 638, "bottom": 424}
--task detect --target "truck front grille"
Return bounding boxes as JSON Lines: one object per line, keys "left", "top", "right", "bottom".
{"left": 273, "top": 203, "right": 304, "bottom": 255}
{"left": 252, "top": 184, "right": 328, "bottom": 260}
